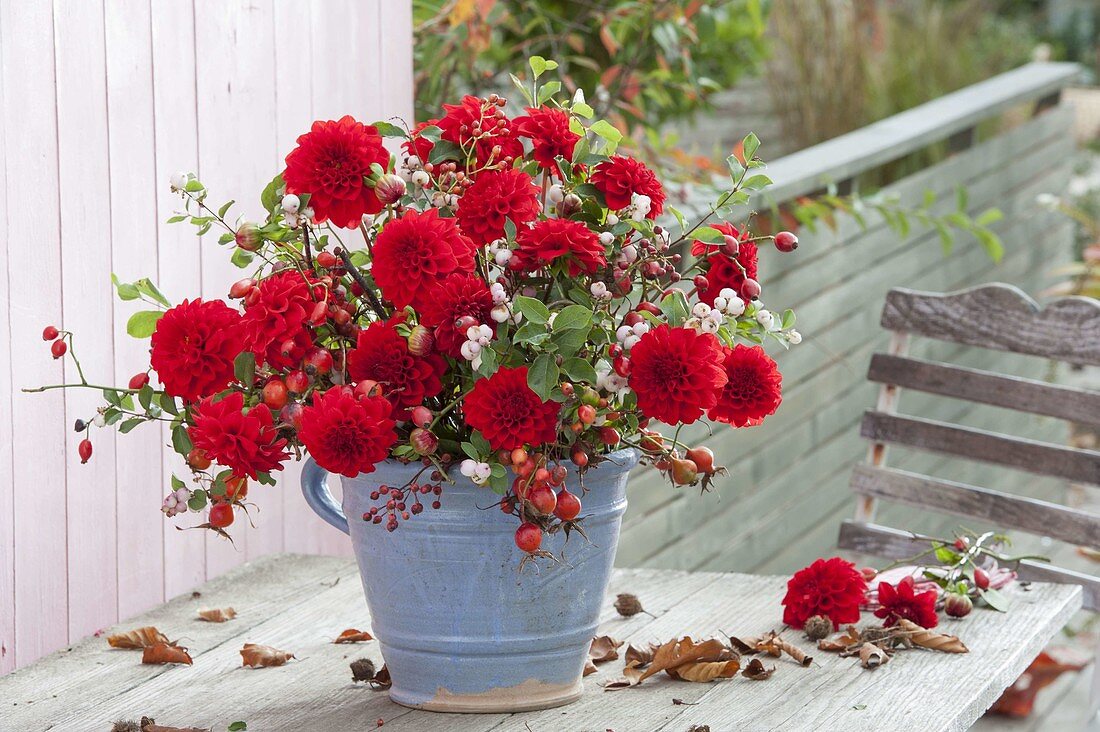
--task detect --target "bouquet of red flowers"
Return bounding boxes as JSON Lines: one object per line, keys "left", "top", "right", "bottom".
{"left": 33, "top": 59, "right": 799, "bottom": 552}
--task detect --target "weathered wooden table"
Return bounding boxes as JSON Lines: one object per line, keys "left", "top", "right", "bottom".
{"left": 1, "top": 555, "right": 1081, "bottom": 732}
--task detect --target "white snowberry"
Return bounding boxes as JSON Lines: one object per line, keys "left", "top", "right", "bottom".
{"left": 598, "top": 231, "right": 615, "bottom": 246}
{"left": 788, "top": 329, "right": 803, "bottom": 345}
{"left": 491, "top": 304, "right": 510, "bottom": 323}
{"left": 495, "top": 249, "right": 512, "bottom": 266}
{"left": 460, "top": 459, "right": 477, "bottom": 477}
{"left": 281, "top": 193, "right": 301, "bottom": 214}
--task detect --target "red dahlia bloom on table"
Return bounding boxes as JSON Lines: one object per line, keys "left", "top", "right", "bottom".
{"left": 241, "top": 271, "right": 315, "bottom": 369}
{"left": 513, "top": 107, "right": 580, "bottom": 172}
{"left": 708, "top": 344, "right": 782, "bottom": 427}
{"left": 627, "top": 325, "right": 727, "bottom": 424}
{"left": 455, "top": 168, "right": 541, "bottom": 246}
{"left": 695, "top": 223, "right": 759, "bottom": 306}
{"left": 419, "top": 273, "right": 495, "bottom": 358}
{"left": 463, "top": 366, "right": 561, "bottom": 451}
{"left": 371, "top": 209, "right": 477, "bottom": 309}
{"left": 283, "top": 115, "right": 390, "bottom": 229}
{"left": 513, "top": 218, "right": 607, "bottom": 276}
{"left": 298, "top": 388, "right": 397, "bottom": 478}
{"left": 781, "top": 557, "right": 868, "bottom": 630}
{"left": 875, "top": 576, "right": 939, "bottom": 628}
{"left": 437, "top": 95, "right": 523, "bottom": 167}
{"left": 150, "top": 299, "right": 244, "bottom": 402}
{"left": 590, "top": 155, "right": 665, "bottom": 217}
{"left": 346, "top": 321, "right": 445, "bottom": 408}
{"left": 188, "top": 392, "right": 289, "bottom": 479}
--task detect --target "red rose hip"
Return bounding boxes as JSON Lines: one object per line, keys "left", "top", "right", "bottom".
{"left": 514, "top": 522, "right": 542, "bottom": 553}
{"left": 208, "top": 502, "right": 234, "bottom": 528}
{"left": 51, "top": 340, "right": 67, "bottom": 359}
{"left": 553, "top": 489, "right": 581, "bottom": 521}
{"left": 42, "top": 325, "right": 59, "bottom": 341}
{"left": 128, "top": 373, "right": 150, "bottom": 390}
{"left": 78, "top": 438, "right": 93, "bottom": 464}
{"left": 774, "top": 231, "right": 799, "bottom": 252}
{"left": 262, "top": 379, "right": 289, "bottom": 409}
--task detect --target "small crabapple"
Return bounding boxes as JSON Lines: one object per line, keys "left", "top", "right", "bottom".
{"left": 554, "top": 490, "right": 582, "bottom": 521}
{"left": 262, "top": 379, "right": 289, "bottom": 410}
{"left": 527, "top": 484, "right": 557, "bottom": 515}
{"left": 670, "top": 458, "right": 698, "bottom": 486}
{"left": 187, "top": 448, "right": 212, "bottom": 470}
{"left": 285, "top": 370, "right": 309, "bottom": 395}
{"left": 208, "top": 502, "right": 234, "bottom": 529}
{"left": 577, "top": 404, "right": 596, "bottom": 425}
{"left": 410, "top": 405, "right": 432, "bottom": 428}
{"left": 280, "top": 402, "right": 304, "bottom": 430}
{"left": 315, "top": 250, "right": 338, "bottom": 269}
{"left": 303, "top": 348, "right": 334, "bottom": 375}
{"left": 514, "top": 522, "right": 542, "bottom": 553}
{"left": 51, "top": 340, "right": 67, "bottom": 359}
{"left": 686, "top": 446, "right": 716, "bottom": 475}
{"left": 42, "top": 325, "right": 59, "bottom": 341}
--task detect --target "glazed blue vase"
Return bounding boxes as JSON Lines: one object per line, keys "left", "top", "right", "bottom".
{"left": 301, "top": 448, "right": 638, "bottom": 713}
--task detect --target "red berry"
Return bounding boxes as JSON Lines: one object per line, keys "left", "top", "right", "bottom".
{"left": 622, "top": 311, "right": 644, "bottom": 327}
{"left": 570, "top": 448, "right": 589, "bottom": 467}
{"left": 953, "top": 538, "right": 968, "bottom": 552}
{"left": 51, "top": 339, "right": 67, "bottom": 359}
{"left": 262, "top": 379, "right": 289, "bottom": 409}
{"left": 225, "top": 475, "right": 248, "bottom": 501}
{"left": 354, "top": 379, "right": 381, "bottom": 399}
{"left": 229, "top": 278, "right": 256, "bottom": 299}
{"left": 577, "top": 404, "right": 596, "bottom": 425}
{"left": 534, "top": 467, "right": 551, "bottom": 483}
{"left": 410, "top": 405, "right": 432, "bottom": 428}
{"left": 554, "top": 490, "right": 581, "bottom": 521}
{"left": 453, "top": 315, "right": 478, "bottom": 333}
{"left": 774, "top": 231, "right": 799, "bottom": 252}
{"left": 510, "top": 447, "right": 528, "bottom": 466}
{"left": 316, "top": 250, "right": 338, "bottom": 269}
{"left": 670, "top": 458, "right": 698, "bottom": 486}
{"left": 685, "top": 446, "right": 716, "bottom": 475}
{"left": 309, "top": 301, "right": 328, "bottom": 326}
{"left": 721, "top": 234, "right": 740, "bottom": 256}
{"left": 187, "top": 448, "right": 212, "bottom": 470}
{"left": 600, "top": 427, "right": 621, "bottom": 446}
{"left": 613, "top": 355, "right": 631, "bottom": 377}
{"left": 741, "top": 278, "right": 761, "bottom": 300}
{"left": 514, "top": 522, "right": 542, "bottom": 552}
{"left": 42, "top": 325, "right": 59, "bottom": 341}
{"left": 974, "top": 568, "right": 990, "bottom": 590}
{"left": 304, "top": 348, "right": 334, "bottom": 375}
{"left": 128, "top": 373, "right": 150, "bottom": 391}
{"left": 280, "top": 402, "right": 304, "bottom": 430}
{"left": 285, "top": 370, "right": 309, "bottom": 395}
{"left": 527, "top": 484, "right": 557, "bottom": 515}
{"left": 208, "top": 502, "right": 234, "bottom": 528}
{"left": 859, "top": 567, "right": 877, "bottom": 582}
{"left": 550, "top": 465, "right": 568, "bottom": 485}
{"left": 78, "top": 438, "right": 93, "bottom": 464}
{"left": 692, "top": 275, "right": 709, "bottom": 291}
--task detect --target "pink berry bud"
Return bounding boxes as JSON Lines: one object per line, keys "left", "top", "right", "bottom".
{"left": 407, "top": 324, "right": 434, "bottom": 356}
{"left": 374, "top": 174, "right": 407, "bottom": 205}
{"left": 229, "top": 278, "right": 256, "bottom": 299}
{"left": 741, "top": 278, "right": 761, "bottom": 300}
{"left": 410, "top": 405, "right": 433, "bottom": 428}
{"left": 410, "top": 427, "right": 439, "bottom": 456}
{"left": 721, "top": 234, "right": 740, "bottom": 256}
{"left": 974, "top": 567, "right": 990, "bottom": 589}
{"left": 775, "top": 231, "right": 799, "bottom": 252}
{"left": 234, "top": 222, "right": 262, "bottom": 252}
{"left": 944, "top": 592, "right": 973, "bottom": 618}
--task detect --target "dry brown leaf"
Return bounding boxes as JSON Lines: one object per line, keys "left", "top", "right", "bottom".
{"left": 108, "top": 626, "right": 169, "bottom": 649}
{"left": 741, "top": 658, "right": 775, "bottom": 680}
{"left": 372, "top": 664, "right": 392, "bottom": 689}
{"left": 729, "top": 635, "right": 763, "bottom": 655}
{"left": 589, "top": 635, "right": 624, "bottom": 663}
{"left": 334, "top": 628, "right": 374, "bottom": 643}
{"left": 667, "top": 659, "right": 741, "bottom": 682}
{"left": 624, "top": 642, "right": 657, "bottom": 667}
{"left": 859, "top": 643, "right": 890, "bottom": 669}
{"left": 240, "top": 642, "right": 295, "bottom": 668}
{"left": 642, "top": 637, "right": 730, "bottom": 682}
{"left": 990, "top": 650, "right": 1089, "bottom": 717}
{"left": 817, "top": 626, "right": 862, "bottom": 652}
{"left": 896, "top": 620, "right": 969, "bottom": 653}
{"left": 196, "top": 607, "right": 236, "bottom": 623}
{"left": 143, "top": 725, "right": 210, "bottom": 732}
{"left": 141, "top": 642, "right": 193, "bottom": 666}
{"left": 756, "top": 632, "right": 812, "bottom": 667}
{"left": 112, "top": 719, "right": 210, "bottom": 732}
{"left": 583, "top": 659, "right": 598, "bottom": 676}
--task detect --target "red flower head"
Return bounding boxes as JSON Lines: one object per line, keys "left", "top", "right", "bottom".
{"left": 420, "top": 273, "right": 496, "bottom": 358}
{"left": 590, "top": 155, "right": 665, "bottom": 217}
{"left": 781, "top": 557, "right": 868, "bottom": 630}
{"left": 404, "top": 119, "right": 439, "bottom": 162}
{"left": 372, "top": 209, "right": 477, "bottom": 310}
{"left": 437, "top": 95, "right": 523, "bottom": 167}
{"left": 463, "top": 366, "right": 561, "bottom": 450}
{"left": 298, "top": 388, "right": 397, "bottom": 478}
{"left": 513, "top": 218, "right": 607, "bottom": 276}
{"left": 874, "top": 576, "right": 939, "bottom": 628}
{"left": 513, "top": 107, "right": 580, "bottom": 173}
{"left": 150, "top": 299, "right": 245, "bottom": 402}
{"left": 283, "top": 115, "right": 391, "bottom": 229}
{"left": 346, "top": 320, "right": 446, "bottom": 408}
{"left": 455, "top": 168, "right": 541, "bottom": 246}
{"left": 627, "top": 325, "right": 727, "bottom": 425}
{"left": 695, "top": 223, "right": 759, "bottom": 306}
{"left": 241, "top": 271, "right": 315, "bottom": 369}
{"left": 708, "top": 344, "right": 782, "bottom": 427}
{"left": 188, "top": 392, "right": 289, "bottom": 479}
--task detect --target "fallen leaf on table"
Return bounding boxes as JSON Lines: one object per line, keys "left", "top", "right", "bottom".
{"left": 728, "top": 635, "right": 763, "bottom": 655}
{"left": 334, "top": 628, "right": 374, "bottom": 643}
{"left": 755, "top": 631, "right": 812, "bottom": 667}
{"left": 858, "top": 643, "right": 889, "bottom": 669}
{"left": 583, "top": 659, "right": 598, "bottom": 676}
{"left": 142, "top": 642, "right": 193, "bottom": 666}
{"left": 688, "top": 726, "right": 711, "bottom": 732}
{"left": 108, "top": 626, "right": 169, "bottom": 649}
{"left": 896, "top": 620, "right": 968, "bottom": 653}
{"left": 989, "top": 650, "right": 1089, "bottom": 717}
{"left": 817, "top": 626, "right": 862, "bottom": 652}
{"left": 667, "top": 659, "right": 741, "bottom": 682}
{"left": 240, "top": 643, "right": 294, "bottom": 668}
{"left": 741, "top": 658, "right": 775, "bottom": 680}
{"left": 111, "top": 718, "right": 210, "bottom": 732}
{"left": 624, "top": 642, "right": 658, "bottom": 667}
{"left": 589, "top": 635, "right": 624, "bottom": 663}
{"left": 197, "top": 607, "right": 236, "bottom": 623}
{"left": 643, "top": 637, "right": 732, "bottom": 682}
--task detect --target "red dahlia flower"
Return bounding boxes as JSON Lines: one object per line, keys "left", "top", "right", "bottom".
{"left": 150, "top": 298, "right": 245, "bottom": 402}
{"left": 627, "top": 325, "right": 727, "bottom": 425}
{"left": 298, "top": 388, "right": 397, "bottom": 478}
{"left": 874, "top": 576, "right": 939, "bottom": 628}
{"left": 188, "top": 392, "right": 289, "bottom": 479}
{"left": 708, "top": 344, "right": 782, "bottom": 427}
{"left": 283, "top": 115, "right": 390, "bottom": 228}
{"left": 346, "top": 321, "right": 446, "bottom": 408}
{"left": 404, "top": 119, "right": 439, "bottom": 162}
{"left": 241, "top": 271, "right": 315, "bottom": 369}
{"left": 419, "top": 273, "right": 496, "bottom": 358}
{"left": 455, "top": 168, "right": 541, "bottom": 246}
{"left": 513, "top": 107, "right": 580, "bottom": 173}
{"left": 437, "top": 95, "right": 523, "bottom": 167}
{"left": 695, "top": 223, "right": 759, "bottom": 306}
{"left": 513, "top": 218, "right": 607, "bottom": 276}
{"left": 463, "top": 366, "right": 561, "bottom": 451}
{"left": 590, "top": 155, "right": 665, "bottom": 217}
{"left": 781, "top": 557, "right": 868, "bottom": 630}
{"left": 371, "top": 209, "right": 477, "bottom": 310}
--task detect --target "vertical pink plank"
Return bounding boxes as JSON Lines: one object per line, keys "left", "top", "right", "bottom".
{"left": 3, "top": 0, "right": 70, "bottom": 666}
{"left": 104, "top": 0, "right": 166, "bottom": 618}
{"left": 151, "top": 0, "right": 207, "bottom": 599}
{"left": 194, "top": 1, "right": 283, "bottom": 570}
{"left": 53, "top": 0, "right": 120, "bottom": 640}
{"left": 379, "top": 1, "right": 415, "bottom": 125}
{"left": 0, "top": 2, "right": 15, "bottom": 674}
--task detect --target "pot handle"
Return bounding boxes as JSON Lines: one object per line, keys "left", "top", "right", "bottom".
{"left": 301, "top": 458, "right": 350, "bottom": 535}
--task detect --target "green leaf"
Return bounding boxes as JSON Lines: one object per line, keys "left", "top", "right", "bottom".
{"left": 692, "top": 226, "right": 727, "bottom": 244}
{"left": 976, "top": 229, "right": 1004, "bottom": 263}
{"left": 166, "top": 215, "right": 187, "bottom": 224}
{"left": 188, "top": 489, "right": 208, "bottom": 512}
{"left": 373, "top": 121, "right": 405, "bottom": 137}
{"left": 571, "top": 101, "right": 594, "bottom": 118}
{"left": 513, "top": 322, "right": 551, "bottom": 346}
{"left": 513, "top": 295, "right": 550, "bottom": 325}
{"left": 260, "top": 174, "right": 284, "bottom": 212}
{"left": 158, "top": 393, "right": 179, "bottom": 417}
{"left": 476, "top": 346, "right": 498, "bottom": 378}
{"left": 956, "top": 185, "right": 969, "bottom": 212}
{"left": 470, "top": 430, "right": 490, "bottom": 456}
{"left": 126, "top": 310, "right": 164, "bottom": 339}
{"left": 552, "top": 304, "right": 592, "bottom": 331}
{"left": 416, "top": 125, "right": 442, "bottom": 144}
{"left": 975, "top": 208, "right": 1003, "bottom": 226}
{"left": 536, "top": 81, "right": 561, "bottom": 106}
{"left": 234, "top": 351, "right": 256, "bottom": 386}
{"left": 428, "top": 139, "right": 463, "bottom": 165}
{"left": 171, "top": 475, "right": 186, "bottom": 491}
{"left": 230, "top": 248, "right": 254, "bottom": 268}
{"left": 741, "top": 174, "right": 772, "bottom": 191}
{"left": 134, "top": 277, "right": 170, "bottom": 307}
{"left": 119, "top": 417, "right": 144, "bottom": 434}
{"left": 112, "top": 274, "right": 141, "bottom": 301}
{"left": 742, "top": 132, "right": 761, "bottom": 161}
{"left": 551, "top": 326, "right": 589, "bottom": 357}
{"left": 933, "top": 543, "right": 959, "bottom": 564}
{"left": 460, "top": 441, "right": 480, "bottom": 460}
{"left": 217, "top": 200, "right": 235, "bottom": 219}
{"left": 138, "top": 384, "right": 154, "bottom": 411}
{"left": 659, "top": 290, "right": 690, "bottom": 327}
{"left": 529, "top": 55, "right": 556, "bottom": 79}
{"left": 527, "top": 354, "right": 559, "bottom": 401}
{"left": 172, "top": 424, "right": 193, "bottom": 456}
{"left": 979, "top": 587, "right": 1009, "bottom": 612}
{"left": 228, "top": 722, "right": 248, "bottom": 731}
{"left": 726, "top": 154, "right": 745, "bottom": 182}
{"left": 508, "top": 74, "right": 534, "bottom": 105}
{"left": 590, "top": 120, "right": 623, "bottom": 145}
{"left": 560, "top": 358, "right": 597, "bottom": 384}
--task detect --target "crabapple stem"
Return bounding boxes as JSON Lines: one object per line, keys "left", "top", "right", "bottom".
{"left": 22, "top": 382, "right": 142, "bottom": 395}
{"left": 333, "top": 247, "right": 388, "bottom": 320}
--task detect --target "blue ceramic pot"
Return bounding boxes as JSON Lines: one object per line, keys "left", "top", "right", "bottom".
{"left": 301, "top": 448, "right": 638, "bottom": 713}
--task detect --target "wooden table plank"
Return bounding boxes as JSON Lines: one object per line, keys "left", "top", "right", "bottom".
{"left": 0, "top": 555, "right": 1081, "bottom": 732}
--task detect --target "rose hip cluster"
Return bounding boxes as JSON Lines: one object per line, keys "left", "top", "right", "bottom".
{"left": 31, "top": 64, "right": 800, "bottom": 557}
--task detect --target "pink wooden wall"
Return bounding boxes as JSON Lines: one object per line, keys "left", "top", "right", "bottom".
{"left": 0, "top": 0, "right": 413, "bottom": 674}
